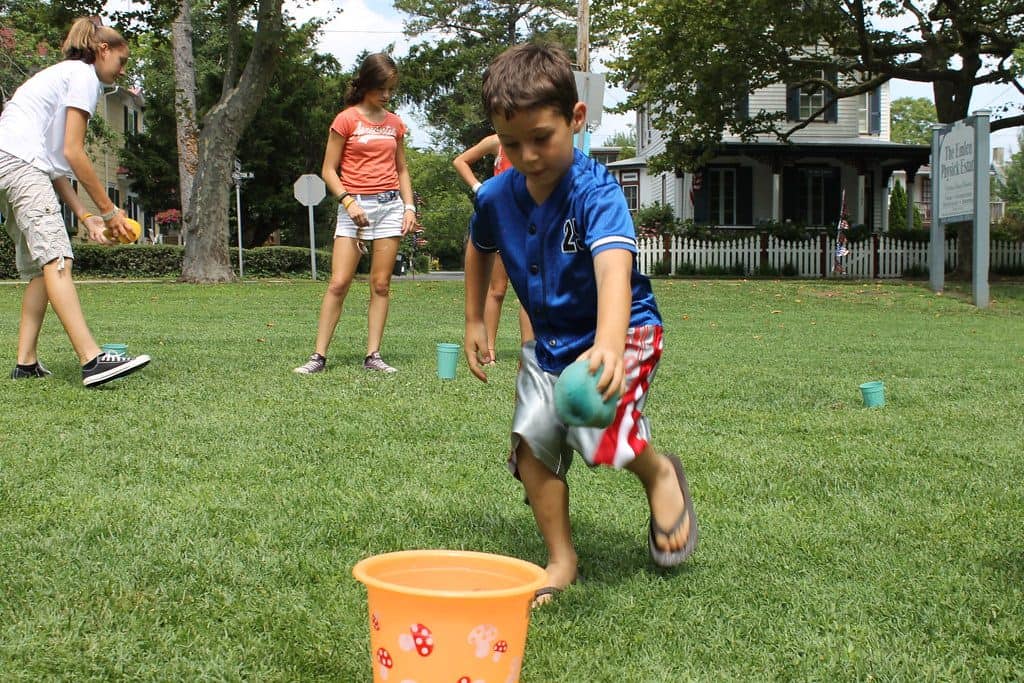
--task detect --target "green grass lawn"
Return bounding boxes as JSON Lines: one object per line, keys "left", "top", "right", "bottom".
{"left": 2, "top": 277, "right": 1023, "bottom": 681}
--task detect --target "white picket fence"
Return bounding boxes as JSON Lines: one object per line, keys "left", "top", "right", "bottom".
{"left": 637, "top": 234, "right": 1024, "bottom": 278}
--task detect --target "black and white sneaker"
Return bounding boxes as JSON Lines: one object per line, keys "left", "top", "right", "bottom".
{"left": 363, "top": 351, "right": 397, "bottom": 373}
{"left": 82, "top": 351, "right": 150, "bottom": 387}
{"left": 11, "top": 361, "right": 53, "bottom": 379}
{"left": 294, "top": 353, "right": 326, "bottom": 374}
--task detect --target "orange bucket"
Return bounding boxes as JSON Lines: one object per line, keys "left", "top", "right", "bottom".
{"left": 352, "top": 550, "right": 547, "bottom": 683}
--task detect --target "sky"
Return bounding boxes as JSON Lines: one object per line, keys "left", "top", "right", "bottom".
{"left": 290, "top": 0, "right": 1023, "bottom": 155}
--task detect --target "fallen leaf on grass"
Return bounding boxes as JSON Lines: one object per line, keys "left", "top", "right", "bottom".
{"left": 771, "top": 309, "right": 783, "bottom": 314}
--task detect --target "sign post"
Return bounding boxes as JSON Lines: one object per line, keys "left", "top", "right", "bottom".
{"left": 293, "top": 174, "right": 327, "bottom": 280}
{"left": 930, "top": 110, "right": 990, "bottom": 307}
{"left": 231, "top": 158, "right": 254, "bottom": 279}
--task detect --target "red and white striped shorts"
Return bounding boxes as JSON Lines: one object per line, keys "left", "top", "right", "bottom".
{"left": 509, "top": 325, "right": 664, "bottom": 479}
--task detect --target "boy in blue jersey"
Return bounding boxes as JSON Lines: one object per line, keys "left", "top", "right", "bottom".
{"left": 464, "top": 43, "right": 699, "bottom": 605}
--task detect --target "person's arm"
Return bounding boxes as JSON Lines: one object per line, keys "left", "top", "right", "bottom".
{"left": 395, "top": 142, "right": 416, "bottom": 235}
{"left": 63, "top": 106, "right": 128, "bottom": 240}
{"left": 464, "top": 240, "right": 496, "bottom": 382}
{"left": 52, "top": 176, "right": 109, "bottom": 244}
{"left": 322, "top": 128, "right": 368, "bottom": 228}
{"left": 452, "top": 134, "right": 500, "bottom": 193}
{"left": 577, "top": 248, "right": 633, "bottom": 401}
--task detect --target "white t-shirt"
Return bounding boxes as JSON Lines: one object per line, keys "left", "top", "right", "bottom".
{"left": 0, "top": 59, "right": 101, "bottom": 178}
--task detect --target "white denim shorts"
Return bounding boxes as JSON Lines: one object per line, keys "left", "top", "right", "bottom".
{"left": 0, "top": 151, "right": 74, "bottom": 280}
{"left": 334, "top": 191, "right": 404, "bottom": 241}
{"left": 509, "top": 325, "right": 664, "bottom": 480}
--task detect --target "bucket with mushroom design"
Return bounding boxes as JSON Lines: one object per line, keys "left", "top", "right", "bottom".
{"left": 353, "top": 550, "right": 547, "bottom": 683}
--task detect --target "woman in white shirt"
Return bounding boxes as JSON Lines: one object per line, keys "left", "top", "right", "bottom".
{"left": 0, "top": 17, "right": 150, "bottom": 387}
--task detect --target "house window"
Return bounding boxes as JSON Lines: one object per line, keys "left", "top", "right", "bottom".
{"left": 622, "top": 184, "right": 638, "bottom": 212}
{"left": 799, "top": 70, "right": 826, "bottom": 119}
{"left": 858, "top": 92, "right": 870, "bottom": 133}
{"left": 709, "top": 167, "right": 737, "bottom": 225}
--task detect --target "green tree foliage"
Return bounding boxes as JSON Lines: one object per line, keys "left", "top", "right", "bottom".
{"left": 393, "top": 0, "right": 579, "bottom": 151}
{"left": 993, "top": 130, "right": 1024, "bottom": 239}
{"left": 888, "top": 180, "right": 922, "bottom": 233}
{"left": 119, "top": 11, "right": 343, "bottom": 247}
{"left": 603, "top": 126, "right": 636, "bottom": 158}
{"left": 0, "top": 0, "right": 105, "bottom": 102}
{"left": 600, "top": 0, "right": 1024, "bottom": 173}
{"left": 890, "top": 97, "right": 937, "bottom": 146}
{"left": 405, "top": 147, "right": 473, "bottom": 269}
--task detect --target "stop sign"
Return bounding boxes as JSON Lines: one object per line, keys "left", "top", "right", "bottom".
{"left": 293, "top": 174, "right": 326, "bottom": 206}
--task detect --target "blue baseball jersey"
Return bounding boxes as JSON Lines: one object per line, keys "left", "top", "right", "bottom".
{"left": 469, "top": 149, "right": 662, "bottom": 374}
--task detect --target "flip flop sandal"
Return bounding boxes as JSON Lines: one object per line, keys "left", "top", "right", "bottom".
{"left": 531, "top": 575, "right": 581, "bottom": 608}
{"left": 648, "top": 453, "right": 699, "bottom": 567}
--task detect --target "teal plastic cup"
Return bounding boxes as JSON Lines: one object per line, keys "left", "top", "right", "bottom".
{"left": 859, "top": 380, "right": 885, "bottom": 408}
{"left": 436, "top": 343, "right": 460, "bottom": 380}
{"left": 101, "top": 343, "right": 128, "bottom": 356}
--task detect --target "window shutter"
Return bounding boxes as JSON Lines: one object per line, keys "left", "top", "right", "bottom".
{"left": 735, "top": 90, "right": 749, "bottom": 120}
{"left": 737, "top": 167, "right": 753, "bottom": 225}
{"left": 869, "top": 86, "right": 882, "bottom": 134}
{"left": 786, "top": 85, "right": 800, "bottom": 121}
{"left": 825, "top": 69, "right": 839, "bottom": 123}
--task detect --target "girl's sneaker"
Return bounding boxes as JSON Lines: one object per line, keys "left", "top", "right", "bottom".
{"left": 82, "top": 351, "right": 150, "bottom": 387}
{"left": 363, "top": 351, "right": 397, "bottom": 373}
{"left": 10, "top": 361, "right": 52, "bottom": 379}
{"left": 293, "top": 353, "right": 326, "bottom": 374}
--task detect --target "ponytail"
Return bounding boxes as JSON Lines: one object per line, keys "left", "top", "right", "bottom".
{"left": 61, "top": 17, "right": 126, "bottom": 64}
{"left": 344, "top": 53, "right": 398, "bottom": 106}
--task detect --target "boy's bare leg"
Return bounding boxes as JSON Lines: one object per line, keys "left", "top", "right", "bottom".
{"left": 515, "top": 441, "right": 578, "bottom": 601}
{"left": 41, "top": 260, "right": 101, "bottom": 364}
{"left": 483, "top": 258, "right": 508, "bottom": 361}
{"left": 625, "top": 444, "right": 691, "bottom": 554}
{"left": 16, "top": 276, "right": 48, "bottom": 365}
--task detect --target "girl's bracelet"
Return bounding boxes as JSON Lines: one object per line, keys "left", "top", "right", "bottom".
{"left": 338, "top": 191, "right": 351, "bottom": 204}
{"left": 404, "top": 204, "right": 416, "bottom": 213}
{"left": 100, "top": 207, "right": 121, "bottom": 222}
{"left": 341, "top": 196, "right": 355, "bottom": 209}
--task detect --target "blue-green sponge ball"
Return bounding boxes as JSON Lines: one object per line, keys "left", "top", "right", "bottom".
{"left": 554, "top": 360, "right": 620, "bottom": 428}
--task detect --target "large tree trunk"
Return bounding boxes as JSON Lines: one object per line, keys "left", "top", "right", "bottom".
{"left": 180, "top": 0, "right": 284, "bottom": 283}
{"left": 171, "top": 0, "right": 199, "bottom": 220}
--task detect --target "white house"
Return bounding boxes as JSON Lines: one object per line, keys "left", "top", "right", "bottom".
{"left": 607, "top": 77, "right": 931, "bottom": 232}
{"left": 66, "top": 85, "right": 148, "bottom": 240}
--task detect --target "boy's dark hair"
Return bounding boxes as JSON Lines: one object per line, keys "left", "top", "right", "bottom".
{"left": 481, "top": 43, "right": 578, "bottom": 123}
{"left": 345, "top": 53, "right": 398, "bottom": 107}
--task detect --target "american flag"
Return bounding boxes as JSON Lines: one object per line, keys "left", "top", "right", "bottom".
{"left": 833, "top": 190, "right": 850, "bottom": 271}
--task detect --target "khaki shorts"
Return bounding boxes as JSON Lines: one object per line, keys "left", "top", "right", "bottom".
{"left": 509, "top": 325, "right": 664, "bottom": 480}
{"left": 0, "top": 152, "right": 73, "bottom": 281}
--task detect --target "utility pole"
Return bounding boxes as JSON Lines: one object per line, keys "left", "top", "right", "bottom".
{"left": 577, "top": 0, "right": 589, "bottom": 71}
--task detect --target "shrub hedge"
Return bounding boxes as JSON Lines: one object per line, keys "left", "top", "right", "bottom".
{"left": 0, "top": 231, "right": 342, "bottom": 279}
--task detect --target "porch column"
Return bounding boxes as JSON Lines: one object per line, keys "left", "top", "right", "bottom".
{"left": 905, "top": 168, "right": 916, "bottom": 231}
